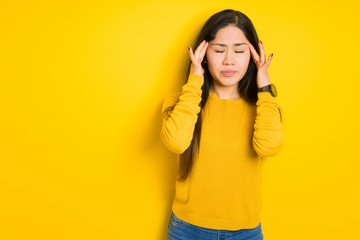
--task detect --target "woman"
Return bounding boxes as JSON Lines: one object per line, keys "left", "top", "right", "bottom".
{"left": 161, "top": 9, "right": 284, "bottom": 240}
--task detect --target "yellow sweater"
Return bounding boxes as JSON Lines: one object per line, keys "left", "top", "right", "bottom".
{"left": 161, "top": 73, "right": 284, "bottom": 230}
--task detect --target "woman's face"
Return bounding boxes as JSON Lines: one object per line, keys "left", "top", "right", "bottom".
{"left": 206, "top": 25, "right": 251, "bottom": 87}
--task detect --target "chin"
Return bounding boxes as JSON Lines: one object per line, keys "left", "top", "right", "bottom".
{"left": 216, "top": 76, "right": 241, "bottom": 85}
{"left": 218, "top": 80, "right": 240, "bottom": 87}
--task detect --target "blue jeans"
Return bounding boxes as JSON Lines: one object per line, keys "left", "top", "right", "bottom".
{"left": 167, "top": 212, "right": 264, "bottom": 240}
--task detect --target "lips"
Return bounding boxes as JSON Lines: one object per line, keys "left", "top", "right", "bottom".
{"left": 222, "top": 71, "right": 236, "bottom": 76}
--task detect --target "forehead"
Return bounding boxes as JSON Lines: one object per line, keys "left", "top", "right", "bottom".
{"left": 212, "top": 25, "right": 247, "bottom": 43}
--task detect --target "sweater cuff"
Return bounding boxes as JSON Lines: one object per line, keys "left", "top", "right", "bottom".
{"left": 187, "top": 74, "right": 204, "bottom": 89}
{"left": 257, "top": 91, "right": 277, "bottom": 103}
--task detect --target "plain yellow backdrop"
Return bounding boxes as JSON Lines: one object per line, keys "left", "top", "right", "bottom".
{"left": 1, "top": 0, "right": 359, "bottom": 239}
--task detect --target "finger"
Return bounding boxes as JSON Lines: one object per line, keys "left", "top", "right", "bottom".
{"left": 188, "top": 46, "right": 196, "bottom": 62}
{"left": 199, "top": 42, "right": 209, "bottom": 61}
{"left": 264, "top": 53, "right": 273, "bottom": 68}
{"left": 194, "top": 40, "right": 206, "bottom": 58}
{"left": 259, "top": 41, "right": 265, "bottom": 63}
{"left": 248, "top": 42, "right": 259, "bottom": 63}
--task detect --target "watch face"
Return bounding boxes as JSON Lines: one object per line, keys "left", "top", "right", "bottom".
{"left": 270, "top": 84, "right": 277, "bottom": 97}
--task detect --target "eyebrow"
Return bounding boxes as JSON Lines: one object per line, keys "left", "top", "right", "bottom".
{"left": 212, "top": 43, "right": 247, "bottom": 46}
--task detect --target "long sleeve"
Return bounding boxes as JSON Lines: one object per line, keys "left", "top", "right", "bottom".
{"left": 160, "top": 74, "right": 204, "bottom": 154}
{"left": 252, "top": 91, "right": 284, "bottom": 157}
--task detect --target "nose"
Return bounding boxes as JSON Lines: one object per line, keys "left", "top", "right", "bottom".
{"left": 222, "top": 50, "right": 235, "bottom": 65}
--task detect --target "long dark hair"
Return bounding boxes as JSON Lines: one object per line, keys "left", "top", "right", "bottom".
{"left": 164, "top": 9, "right": 261, "bottom": 182}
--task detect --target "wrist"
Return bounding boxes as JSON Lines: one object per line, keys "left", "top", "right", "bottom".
{"left": 258, "top": 82, "right": 271, "bottom": 88}
{"left": 192, "top": 69, "right": 204, "bottom": 77}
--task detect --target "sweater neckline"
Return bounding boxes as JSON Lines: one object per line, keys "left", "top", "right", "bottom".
{"left": 209, "top": 90, "right": 244, "bottom": 103}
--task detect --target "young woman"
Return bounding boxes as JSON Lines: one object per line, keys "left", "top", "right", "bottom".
{"left": 161, "top": 9, "right": 284, "bottom": 240}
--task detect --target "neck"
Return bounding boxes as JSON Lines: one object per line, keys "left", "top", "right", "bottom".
{"left": 209, "top": 83, "right": 240, "bottom": 100}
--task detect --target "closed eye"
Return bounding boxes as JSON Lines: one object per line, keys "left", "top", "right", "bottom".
{"left": 215, "top": 51, "right": 244, "bottom": 53}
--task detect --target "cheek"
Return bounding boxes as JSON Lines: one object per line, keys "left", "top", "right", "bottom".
{"left": 206, "top": 51, "right": 216, "bottom": 62}
{"left": 206, "top": 62, "right": 216, "bottom": 75}
{"left": 236, "top": 53, "right": 251, "bottom": 67}
{"left": 206, "top": 53, "right": 220, "bottom": 69}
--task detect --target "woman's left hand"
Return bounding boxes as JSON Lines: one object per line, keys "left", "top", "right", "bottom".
{"left": 248, "top": 41, "right": 273, "bottom": 88}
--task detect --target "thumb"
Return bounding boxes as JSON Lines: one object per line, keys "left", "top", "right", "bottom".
{"left": 264, "top": 53, "right": 273, "bottom": 68}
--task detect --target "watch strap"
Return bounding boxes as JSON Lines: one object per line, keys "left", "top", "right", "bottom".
{"left": 258, "top": 85, "right": 272, "bottom": 92}
{"left": 258, "top": 83, "right": 277, "bottom": 97}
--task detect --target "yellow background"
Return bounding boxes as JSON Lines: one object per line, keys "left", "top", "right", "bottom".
{"left": 1, "top": 0, "right": 359, "bottom": 239}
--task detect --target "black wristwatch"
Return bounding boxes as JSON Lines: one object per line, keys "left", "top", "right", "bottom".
{"left": 258, "top": 83, "right": 277, "bottom": 97}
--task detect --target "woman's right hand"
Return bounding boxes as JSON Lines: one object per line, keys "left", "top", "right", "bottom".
{"left": 188, "top": 40, "right": 209, "bottom": 77}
